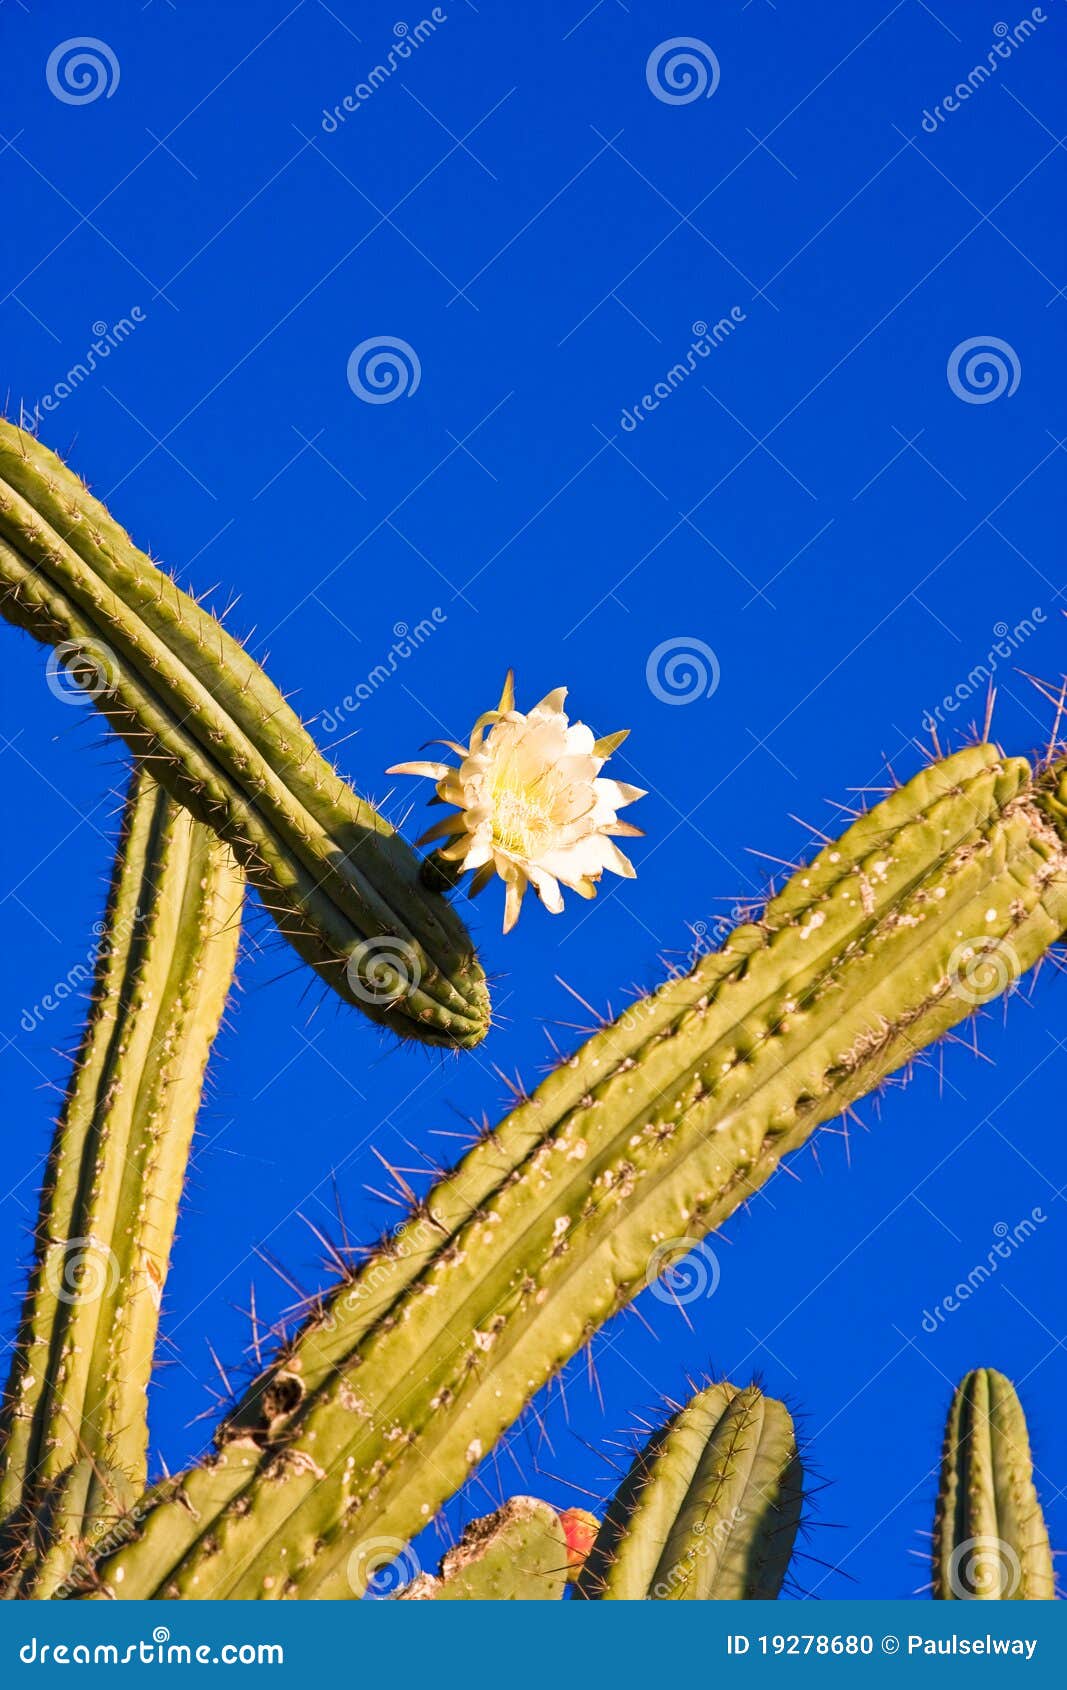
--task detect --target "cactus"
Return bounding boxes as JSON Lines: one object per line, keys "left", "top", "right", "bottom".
{"left": 396, "top": 1498, "right": 571, "bottom": 1600}
{"left": 932, "top": 1369, "right": 1055, "bottom": 1600}
{"left": 0, "top": 420, "right": 488, "bottom": 1049}
{"left": 0, "top": 770, "right": 241, "bottom": 1596}
{"left": 65, "top": 741, "right": 1067, "bottom": 1599}
{"left": 576, "top": 1383, "right": 802, "bottom": 1600}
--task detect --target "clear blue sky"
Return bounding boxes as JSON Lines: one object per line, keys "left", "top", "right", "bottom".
{"left": 1, "top": 0, "right": 1064, "bottom": 1600}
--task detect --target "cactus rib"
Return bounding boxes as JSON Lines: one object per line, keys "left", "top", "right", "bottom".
{"left": 0, "top": 421, "right": 488, "bottom": 1049}
{"left": 396, "top": 1497, "right": 570, "bottom": 1600}
{"left": 0, "top": 771, "right": 241, "bottom": 1594}
{"left": 932, "top": 1369, "right": 1055, "bottom": 1600}
{"left": 576, "top": 1383, "right": 802, "bottom": 1599}
{"left": 74, "top": 744, "right": 1067, "bottom": 1599}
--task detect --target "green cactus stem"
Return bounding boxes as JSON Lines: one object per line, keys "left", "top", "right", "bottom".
{"left": 932, "top": 1369, "right": 1055, "bottom": 1600}
{"left": 575, "top": 1382, "right": 802, "bottom": 1599}
{"left": 74, "top": 742, "right": 1067, "bottom": 1599}
{"left": 0, "top": 420, "right": 488, "bottom": 1049}
{"left": 395, "top": 1498, "right": 570, "bottom": 1600}
{"left": 0, "top": 770, "right": 241, "bottom": 1595}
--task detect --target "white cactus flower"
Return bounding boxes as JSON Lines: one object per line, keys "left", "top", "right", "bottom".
{"left": 388, "top": 672, "right": 644, "bottom": 932}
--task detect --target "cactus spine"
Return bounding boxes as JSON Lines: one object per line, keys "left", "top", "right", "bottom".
{"left": 0, "top": 421, "right": 488, "bottom": 1049}
{"left": 0, "top": 771, "right": 241, "bottom": 1596}
{"left": 396, "top": 1498, "right": 571, "bottom": 1600}
{"left": 932, "top": 1369, "right": 1055, "bottom": 1600}
{"left": 69, "top": 743, "right": 1067, "bottom": 1600}
{"left": 576, "top": 1383, "right": 802, "bottom": 1599}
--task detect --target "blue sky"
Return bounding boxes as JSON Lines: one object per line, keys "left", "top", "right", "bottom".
{"left": 0, "top": 0, "right": 1064, "bottom": 1599}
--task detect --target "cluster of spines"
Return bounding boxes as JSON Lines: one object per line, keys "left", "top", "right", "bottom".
{"left": 0, "top": 420, "right": 488, "bottom": 1049}
{"left": 64, "top": 744, "right": 1067, "bottom": 1599}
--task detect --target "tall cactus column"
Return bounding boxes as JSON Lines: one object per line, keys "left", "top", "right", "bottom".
{"left": 72, "top": 743, "right": 1067, "bottom": 1600}
{"left": 0, "top": 771, "right": 242, "bottom": 1596}
{"left": 933, "top": 1369, "right": 1055, "bottom": 1600}
{"left": 0, "top": 421, "right": 488, "bottom": 1048}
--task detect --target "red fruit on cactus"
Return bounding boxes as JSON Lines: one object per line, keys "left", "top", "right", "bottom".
{"left": 558, "top": 1509, "right": 600, "bottom": 1581}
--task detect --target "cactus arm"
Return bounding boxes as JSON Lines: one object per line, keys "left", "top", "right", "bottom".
{"left": 575, "top": 1383, "right": 802, "bottom": 1599}
{"left": 0, "top": 421, "right": 488, "bottom": 1049}
{"left": 0, "top": 770, "right": 241, "bottom": 1591}
{"left": 77, "top": 745, "right": 1067, "bottom": 1599}
{"left": 932, "top": 1369, "right": 1055, "bottom": 1599}
{"left": 395, "top": 1498, "right": 569, "bottom": 1600}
